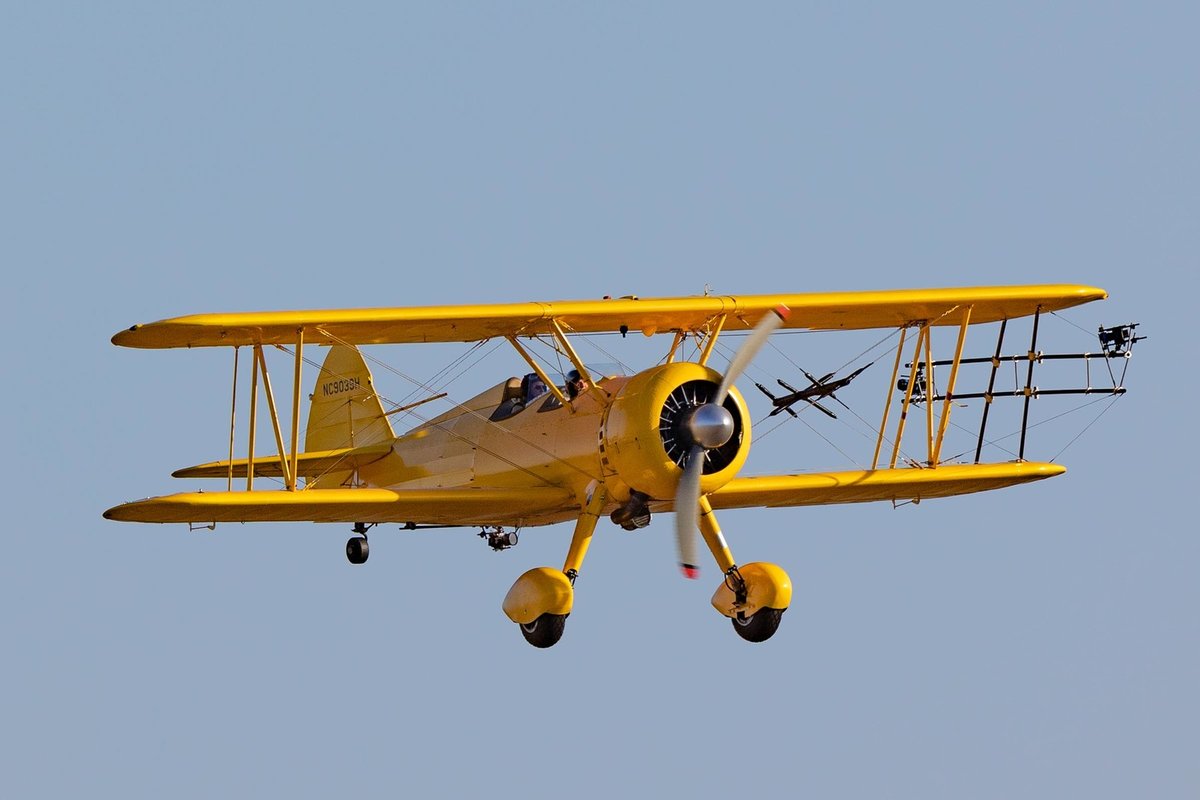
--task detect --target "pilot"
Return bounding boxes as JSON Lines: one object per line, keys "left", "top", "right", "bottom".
{"left": 566, "top": 369, "right": 589, "bottom": 399}
{"left": 522, "top": 373, "right": 548, "bottom": 403}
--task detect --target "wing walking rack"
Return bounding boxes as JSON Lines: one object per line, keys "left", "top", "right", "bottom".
{"left": 892, "top": 317, "right": 1144, "bottom": 464}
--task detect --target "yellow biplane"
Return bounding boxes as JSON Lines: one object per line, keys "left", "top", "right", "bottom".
{"left": 104, "top": 284, "right": 1128, "bottom": 647}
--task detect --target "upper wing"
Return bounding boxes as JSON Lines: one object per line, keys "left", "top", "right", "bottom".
{"left": 112, "top": 284, "right": 1106, "bottom": 349}
{"left": 103, "top": 486, "right": 575, "bottom": 526}
{"left": 706, "top": 462, "right": 1065, "bottom": 510}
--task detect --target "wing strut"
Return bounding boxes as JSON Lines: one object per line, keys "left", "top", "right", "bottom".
{"left": 923, "top": 319, "right": 935, "bottom": 465}
{"left": 932, "top": 306, "right": 972, "bottom": 465}
{"left": 872, "top": 327, "right": 908, "bottom": 469}
{"left": 238, "top": 334, "right": 308, "bottom": 492}
{"left": 889, "top": 324, "right": 928, "bottom": 468}
{"left": 664, "top": 331, "right": 686, "bottom": 363}
{"left": 697, "top": 314, "right": 727, "bottom": 367}
{"left": 289, "top": 328, "right": 303, "bottom": 490}
{"left": 254, "top": 344, "right": 293, "bottom": 489}
{"left": 247, "top": 342, "right": 259, "bottom": 489}
{"left": 548, "top": 318, "right": 608, "bottom": 404}
{"left": 227, "top": 347, "right": 239, "bottom": 491}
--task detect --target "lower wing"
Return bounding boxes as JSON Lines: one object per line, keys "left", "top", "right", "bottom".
{"left": 707, "top": 462, "right": 1065, "bottom": 510}
{"left": 103, "top": 486, "right": 575, "bottom": 527}
{"left": 105, "top": 463, "right": 1064, "bottom": 526}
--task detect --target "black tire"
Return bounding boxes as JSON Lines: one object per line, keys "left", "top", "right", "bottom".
{"left": 346, "top": 537, "right": 369, "bottom": 565}
{"left": 731, "top": 607, "right": 784, "bottom": 643}
{"left": 519, "top": 613, "right": 568, "bottom": 648}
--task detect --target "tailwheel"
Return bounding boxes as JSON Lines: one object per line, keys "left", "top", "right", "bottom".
{"left": 731, "top": 607, "right": 784, "bottom": 643}
{"left": 345, "top": 536, "right": 369, "bottom": 565}
{"left": 519, "top": 613, "right": 568, "bottom": 648}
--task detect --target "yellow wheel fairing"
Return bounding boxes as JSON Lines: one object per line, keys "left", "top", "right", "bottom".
{"left": 502, "top": 567, "right": 574, "bottom": 625}
{"left": 710, "top": 561, "right": 793, "bottom": 619}
{"left": 600, "top": 363, "right": 752, "bottom": 500}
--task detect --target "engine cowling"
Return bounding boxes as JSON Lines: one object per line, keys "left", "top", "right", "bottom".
{"left": 599, "top": 362, "right": 752, "bottom": 501}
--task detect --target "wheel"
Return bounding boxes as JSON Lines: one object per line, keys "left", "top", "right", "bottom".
{"left": 519, "top": 613, "right": 568, "bottom": 648}
{"left": 346, "top": 536, "right": 369, "bottom": 565}
{"left": 731, "top": 607, "right": 784, "bottom": 643}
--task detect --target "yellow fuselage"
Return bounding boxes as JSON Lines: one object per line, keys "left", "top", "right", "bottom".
{"left": 360, "top": 363, "right": 753, "bottom": 526}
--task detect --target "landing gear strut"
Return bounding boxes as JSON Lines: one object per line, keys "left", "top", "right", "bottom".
{"left": 503, "top": 484, "right": 606, "bottom": 648}
{"left": 346, "top": 522, "right": 372, "bottom": 565}
{"left": 696, "top": 503, "right": 792, "bottom": 644}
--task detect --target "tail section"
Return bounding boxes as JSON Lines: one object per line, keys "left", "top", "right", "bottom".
{"left": 305, "top": 346, "right": 394, "bottom": 486}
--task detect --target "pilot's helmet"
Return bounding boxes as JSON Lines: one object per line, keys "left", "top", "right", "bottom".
{"left": 566, "top": 369, "right": 587, "bottom": 398}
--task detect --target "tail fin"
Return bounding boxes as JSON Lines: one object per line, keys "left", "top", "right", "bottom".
{"left": 306, "top": 345, "right": 394, "bottom": 455}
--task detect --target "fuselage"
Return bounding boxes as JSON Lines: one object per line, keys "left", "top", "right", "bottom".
{"left": 357, "top": 363, "right": 753, "bottom": 527}
{"left": 363, "top": 377, "right": 617, "bottom": 503}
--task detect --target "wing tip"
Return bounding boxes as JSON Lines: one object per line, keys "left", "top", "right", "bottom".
{"left": 102, "top": 503, "right": 138, "bottom": 521}
{"left": 1028, "top": 461, "right": 1068, "bottom": 479}
{"left": 112, "top": 324, "right": 150, "bottom": 348}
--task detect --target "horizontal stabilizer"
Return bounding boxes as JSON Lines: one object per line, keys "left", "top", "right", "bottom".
{"left": 172, "top": 443, "right": 394, "bottom": 480}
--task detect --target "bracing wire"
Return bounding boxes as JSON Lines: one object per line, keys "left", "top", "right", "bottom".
{"left": 320, "top": 333, "right": 602, "bottom": 486}
{"left": 1049, "top": 397, "right": 1121, "bottom": 463}
{"left": 717, "top": 327, "right": 911, "bottom": 463}
{"left": 940, "top": 394, "right": 1117, "bottom": 463}
{"left": 271, "top": 335, "right": 601, "bottom": 489}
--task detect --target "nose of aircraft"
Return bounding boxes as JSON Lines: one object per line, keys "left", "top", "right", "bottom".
{"left": 682, "top": 402, "right": 735, "bottom": 450}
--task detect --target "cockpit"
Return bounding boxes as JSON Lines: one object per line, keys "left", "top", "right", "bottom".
{"left": 489, "top": 373, "right": 562, "bottom": 421}
{"left": 487, "top": 364, "right": 623, "bottom": 422}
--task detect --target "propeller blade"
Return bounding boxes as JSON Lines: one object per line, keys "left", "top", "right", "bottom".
{"left": 674, "top": 445, "right": 705, "bottom": 579}
{"left": 716, "top": 306, "right": 789, "bottom": 403}
{"left": 676, "top": 306, "right": 787, "bottom": 579}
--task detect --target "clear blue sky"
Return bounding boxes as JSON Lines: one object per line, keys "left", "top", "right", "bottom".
{"left": 4, "top": 3, "right": 1195, "bottom": 798}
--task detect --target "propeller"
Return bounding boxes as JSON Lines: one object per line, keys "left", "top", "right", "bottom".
{"left": 674, "top": 306, "right": 788, "bottom": 578}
